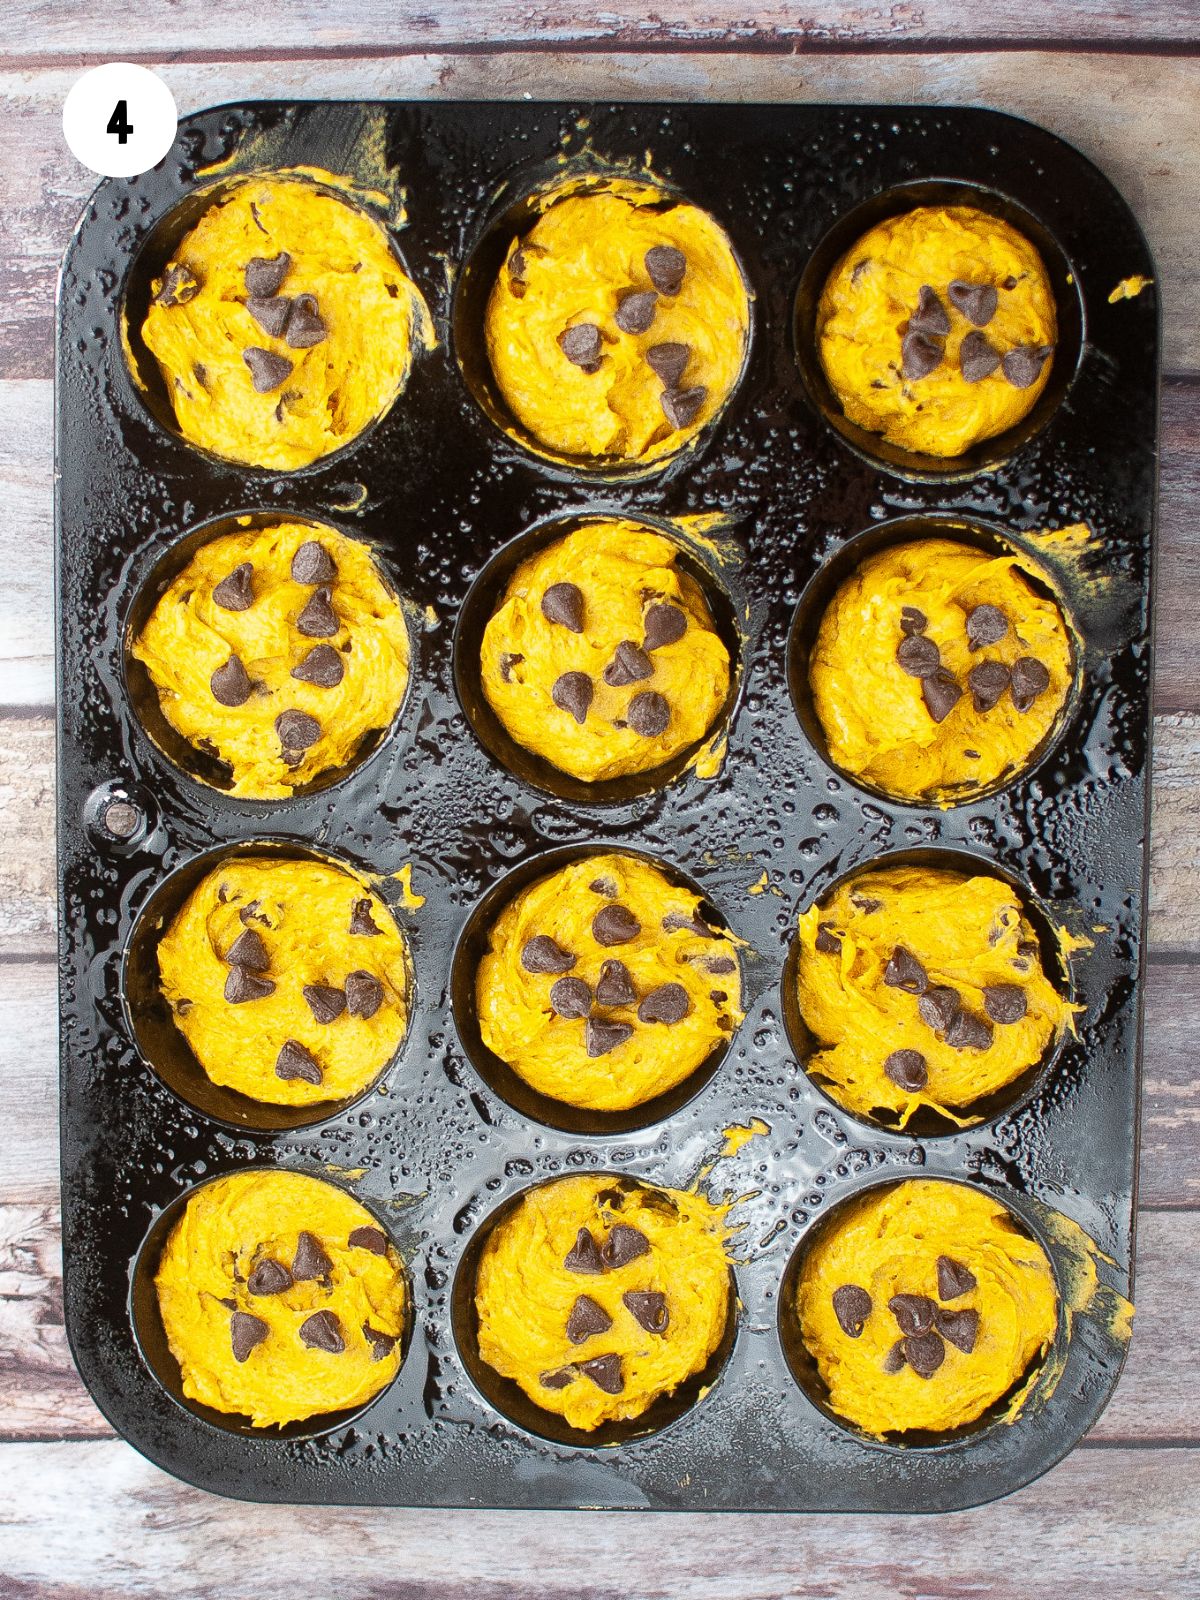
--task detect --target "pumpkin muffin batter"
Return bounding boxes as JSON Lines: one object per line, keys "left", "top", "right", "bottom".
{"left": 809, "top": 538, "right": 1073, "bottom": 803}
{"left": 796, "top": 863, "right": 1070, "bottom": 1128}
{"left": 156, "top": 855, "right": 410, "bottom": 1108}
{"left": 795, "top": 1179, "right": 1058, "bottom": 1436}
{"left": 480, "top": 520, "right": 731, "bottom": 785}
{"left": 477, "top": 851, "right": 741, "bottom": 1112}
{"left": 817, "top": 205, "right": 1057, "bottom": 458}
{"left": 485, "top": 183, "right": 749, "bottom": 463}
{"left": 140, "top": 176, "right": 428, "bottom": 470}
{"left": 474, "top": 1174, "right": 732, "bottom": 1432}
{"left": 131, "top": 519, "right": 409, "bottom": 800}
{"left": 155, "top": 1170, "right": 407, "bottom": 1428}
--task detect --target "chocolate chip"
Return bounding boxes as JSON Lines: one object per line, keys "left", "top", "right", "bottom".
{"left": 883, "top": 1339, "right": 908, "bottom": 1374}
{"left": 851, "top": 894, "right": 883, "bottom": 914}
{"left": 508, "top": 248, "right": 528, "bottom": 285}
{"left": 303, "top": 983, "right": 346, "bottom": 1024}
{"left": 558, "top": 323, "right": 603, "bottom": 370}
{"left": 291, "top": 643, "right": 344, "bottom": 687}
{"left": 585, "top": 1017, "right": 634, "bottom": 1057}
{"left": 948, "top": 280, "right": 998, "bottom": 327}
{"left": 296, "top": 586, "right": 339, "bottom": 637}
{"left": 245, "top": 252, "right": 291, "bottom": 297}
{"left": 602, "top": 1225, "right": 650, "bottom": 1268}
{"left": 959, "top": 330, "right": 1002, "bottom": 383}
{"left": 210, "top": 655, "right": 252, "bottom": 707}
{"left": 579, "top": 1353, "right": 624, "bottom": 1394}
{"left": 896, "top": 632, "right": 941, "bottom": 678}
{"left": 156, "top": 264, "right": 199, "bottom": 306}
{"left": 539, "top": 1366, "right": 576, "bottom": 1389}
{"left": 661, "top": 385, "right": 707, "bottom": 429}
{"left": 1010, "top": 656, "right": 1051, "bottom": 712}
{"left": 662, "top": 910, "right": 717, "bottom": 939}
{"left": 230, "top": 1310, "right": 268, "bottom": 1362}
{"left": 592, "top": 905, "right": 640, "bottom": 946}
{"left": 645, "top": 245, "right": 687, "bottom": 295}
{"left": 638, "top": 982, "right": 689, "bottom": 1025}
{"left": 832, "top": 1283, "right": 872, "bottom": 1338}
{"left": 936, "top": 1307, "right": 979, "bottom": 1354}
{"left": 299, "top": 1310, "right": 346, "bottom": 1353}
{"left": 1002, "top": 344, "right": 1053, "bottom": 389}
{"left": 292, "top": 1231, "right": 333, "bottom": 1281}
{"left": 815, "top": 922, "right": 842, "bottom": 955}
{"left": 291, "top": 540, "right": 337, "bottom": 585}
{"left": 603, "top": 640, "right": 654, "bottom": 687}
{"left": 499, "top": 652, "right": 524, "bottom": 682}
{"left": 642, "top": 602, "right": 688, "bottom": 651}
{"left": 903, "top": 1330, "right": 946, "bottom": 1378}
{"left": 364, "top": 1324, "right": 397, "bottom": 1361}
{"left": 704, "top": 954, "right": 736, "bottom": 974}
{"left": 968, "top": 659, "right": 1011, "bottom": 713}
{"left": 615, "top": 290, "right": 657, "bottom": 334}
{"left": 243, "top": 346, "right": 293, "bottom": 392}
{"left": 623, "top": 1290, "right": 669, "bottom": 1334}
{"left": 900, "top": 606, "right": 927, "bottom": 635}
{"left": 226, "top": 928, "right": 269, "bottom": 971}
{"left": 550, "top": 976, "right": 593, "bottom": 1019}
{"left": 966, "top": 603, "right": 1009, "bottom": 650}
{"left": 285, "top": 293, "right": 327, "bottom": 349}
{"left": 908, "top": 285, "right": 951, "bottom": 337}
{"left": 349, "top": 1226, "right": 389, "bottom": 1255}
{"left": 248, "top": 1258, "right": 292, "bottom": 1296}
{"left": 595, "top": 959, "right": 636, "bottom": 1007}
{"left": 275, "top": 708, "right": 321, "bottom": 752}
{"left": 275, "top": 1040, "right": 322, "bottom": 1085}
{"left": 922, "top": 668, "right": 963, "bottom": 724}
{"left": 552, "top": 671, "right": 593, "bottom": 725}
{"left": 889, "top": 1293, "right": 937, "bottom": 1336}
{"left": 212, "top": 563, "right": 254, "bottom": 611}
{"left": 349, "top": 898, "right": 382, "bottom": 937}
{"left": 589, "top": 876, "right": 617, "bottom": 898}
{"left": 901, "top": 330, "right": 943, "bottom": 380}
{"left": 246, "top": 295, "right": 293, "bottom": 338}
{"left": 345, "top": 969, "right": 384, "bottom": 1020}
{"left": 565, "top": 1227, "right": 605, "bottom": 1275}
{"left": 983, "top": 984, "right": 1027, "bottom": 1024}
{"left": 884, "top": 946, "right": 927, "bottom": 995}
{"left": 646, "top": 342, "right": 689, "bottom": 387}
{"left": 541, "top": 581, "right": 585, "bottom": 633}
{"left": 627, "top": 690, "right": 671, "bottom": 738}
{"left": 224, "top": 967, "right": 275, "bottom": 1004}
{"left": 945, "top": 1010, "right": 994, "bottom": 1052}
{"left": 521, "top": 935, "right": 576, "bottom": 974}
{"left": 936, "top": 1256, "right": 978, "bottom": 1300}
{"left": 918, "top": 986, "right": 962, "bottom": 1034}
{"left": 566, "top": 1294, "right": 613, "bottom": 1344}
{"left": 884, "top": 1049, "right": 928, "bottom": 1092}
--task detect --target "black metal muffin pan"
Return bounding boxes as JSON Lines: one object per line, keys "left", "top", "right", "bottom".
{"left": 56, "top": 98, "right": 1157, "bottom": 1512}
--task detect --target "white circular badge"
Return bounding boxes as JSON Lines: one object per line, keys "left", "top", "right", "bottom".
{"left": 63, "top": 63, "right": 178, "bottom": 179}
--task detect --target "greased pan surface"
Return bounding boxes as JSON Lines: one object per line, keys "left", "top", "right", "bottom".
{"left": 56, "top": 99, "right": 1156, "bottom": 1510}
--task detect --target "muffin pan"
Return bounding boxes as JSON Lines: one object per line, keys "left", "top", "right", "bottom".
{"left": 55, "top": 99, "right": 1156, "bottom": 1511}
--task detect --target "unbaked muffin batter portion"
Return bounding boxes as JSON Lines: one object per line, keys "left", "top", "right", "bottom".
{"left": 476, "top": 851, "right": 741, "bottom": 1113}
{"left": 485, "top": 183, "right": 749, "bottom": 463}
{"left": 817, "top": 205, "right": 1057, "bottom": 458}
{"left": 157, "top": 856, "right": 410, "bottom": 1108}
{"left": 809, "top": 538, "right": 1073, "bottom": 803}
{"left": 796, "top": 1179, "right": 1058, "bottom": 1436}
{"left": 155, "top": 1170, "right": 407, "bottom": 1428}
{"left": 131, "top": 520, "right": 409, "bottom": 800}
{"left": 474, "top": 1174, "right": 732, "bottom": 1431}
{"left": 140, "top": 176, "right": 428, "bottom": 470}
{"left": 480, "top": 519, "right": 731, "bottom": 785}
{"left": 796, "top": 864, "right": 1070, "bottom": 1128}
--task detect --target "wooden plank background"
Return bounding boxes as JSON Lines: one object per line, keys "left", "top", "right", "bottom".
{"left": 1, "top": 8, "right": 1198, "bottom": 1597}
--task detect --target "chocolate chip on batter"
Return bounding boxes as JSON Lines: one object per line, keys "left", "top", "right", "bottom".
{"left": 661, "top": 385, "right": 707, "bottom": 430}
{"left": 884, "top": 945, "right": 927, "bottom": 995}
{"left": 1002, "top": 344, "right": 1053, "bottom": 390}
{"left": 908, "top": 284, "right": 951, "bottom": 337}
{"left": 704, "top": 955, "right": 737, "bottom": 975}
{"left": 1009, "top": 655, "right": 1051, "bottom": 712}
{"left": 623, "top": 1290, "right": 670, "bottom": 1334}
{"left": 603, "top": 640, "right": 654, "bottom": 688}
{"left": 291, "top": 540, "right": 337, "bottom": 585}
{"left": 248, "top": 1258, "right": 293, "bottom": 1296}
{"left": 275, "top": 708, "right": 321, "bottom": 753}
{"left": 983, "top": 983, "right": 1027, "bottom": 1024}
{"left": 585, "top": 1017, "right": 634, "bottom": 1057}
{"left": 539, "top": 1366, "right": 576, "bottom": 1389}
{"left": 638, "top": 982, "right": 689, "bottom": 1025}
{"left": 935, "top": 1306, "right": 980, "bottom": 1354}
{"left": 579, "top": 1353, "right": 625, "bottom": 1394}
{"left": 230, "top": 1310, "right": 269, "bottom": 1363}
{"left": 896, "top": 632, "right": 941, "bottom": 679}
{"left": 922, "top": 668, "right": 963, "bottom": 724}
{"left": 212, "top": 562, "right": 254, "bottom": 612}
{"left": 936, "top": 1255, "right": 978, "bottom": 1301}
{"left": 948, "top": 279, "right": 999, "bottom": 327}
{"left": 642, "top": 602, "right": 688, "bottom": 652}
{"left": 662, "top": 910, "right": 718, "bottom": 939}
{"left": 224, "top": 967, "right": 276, "bottom": 1004}
{"left": 291, "top": 643, "right": 344, "bottom": 687}
{"left": 210, "top": 654, "right": 253, "bottom": 707}
{"left": 966, "top": 603, "right": 1009, "bottom": 650}
{"left": 889, "top": 1293, "right": 938, "bottom": 1336}
{"left": 566, "top": 1294, "right": 613, "bottom": 1344}
{"left": 521, "top": 935, "right": 577, "bottom": 974}
{"left": 602, "top": 1225, "right": 650, "bottom": 1269}
{"left": 903, "top": 1329, "right": 946, "bottom": 1378}
{"left": 550, "top": 976, "right": 593, "bottom": 1019}
{"left": 349, "top": 898, "right": 382, "bottom": 937}
{"left": 558, "top": 323, "right": 604, "bottom": 371}
{"left": 944, "top": 1010, "right": 994, "bottom": 1052}
{"left": 589, "top": 876, "right": 618, "bottom": 898}
{"left": 901, "top": 330, "right": 943, "bottom": 381}
{"left": 646, "top": 341, "right": 689, "bottom": 387}
{"left": 918, "top": 986, "right": 962, "bottom": 1034}
{"left": 900, "top": 606, "right": 928, "bottom": 636}
{"left": 246, "top": 295, "right": 293, "bottom": 339}
{"left": 303, "top": 983, "right": 346, "bottom": 1024}
{"left": 968, "top": 659, "right": 1011, "bottom": 714}
{"left": 959, "top": 330, "right": 1002, "bottom": 384}
{"left": 155, "top": 264, "right": 200, "bottom": 306}
{"left": 363, "top": 1324, "right": 397, "bottom": 1361}
{"left": 592, "top": 904, "right": 641, "bottom": 946}
{"left": 552, "top": 671, "right": 593, "bottom": 725}
{"left": 615, "top": 290, "right": 657, "bottom": 335}
{"left": 508, "top": 247, "right": 528, "bottom": 285}
{"left": 499, "top": 652, "right": 524, "bottom": 682}
{"left": 883, "top": 1339, "right": 908, "bottom": 1374}
{"left": 274, "top": 1039, "right": 322, "bottom": 1085}
{"left": 245, "top": 252, "right": 292, "bottom": 297}
{"left": 299, "top": 1310, "right": 346, "bottom": 1353}
{"left": 883, "top": 1048, "right": 928, "bottom": 1092}
{"left": 541, "top": 581, "right": 585, "bottom": 633}
{"left": 832, "top": 1283, "right": 873, "bottom": 1338}
{"left": 345, "top": 969, "right": 384, "bottom": 1020}
{"left": 243, "top": 346, "right": 294, "bottom": 393}
{"left": 292, "top": 1230, "right": 333, "bottom": 1281}
{"left": 296, "top": 585, "right": 339, "bottom": 638}
{"left": 226, "top": 928, "right": 269, "bottom": 972}
{"left": 851, "top": 894, "right": 882, "bottom": 914}
{"left": 815, "top": 923, "right": 842, "bottom": 956}
{"left": 645, "top": 245, "right": 687, "bottom": 296}
{"left": 564, "top": 1227, "right": 605, "bottom": 1275}
{"left": 285, "top": 293, "right": 327, "bottom": 349}
{"left": 627, "top": 690, "right": 671, "bottom": 738}
{"left": 595, "top": 959, "right": 637, "bottom": 1007}
{"left": 349, "top": 1226, "right": 389, "bottom": 1255}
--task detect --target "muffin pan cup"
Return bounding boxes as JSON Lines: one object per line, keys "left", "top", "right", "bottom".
{"left": 56, "top": 98, "right": 1155, "bottom": 1511}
